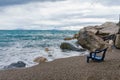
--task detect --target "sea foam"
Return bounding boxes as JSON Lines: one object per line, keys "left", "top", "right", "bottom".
{"left": 0, "top": 30, "right": 88, "bottom": 69}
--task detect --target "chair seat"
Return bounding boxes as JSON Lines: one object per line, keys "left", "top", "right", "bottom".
{"left": 87, "top": 55, "right": 102, "bottom": 60}
{"left": 87, "top": 47, "right": 108, "bottom": 63}
{"left": 91, "top": 56, "right": 102, "bottom": 61}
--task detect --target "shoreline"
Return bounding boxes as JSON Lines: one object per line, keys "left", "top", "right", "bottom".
{"left": 0, "top": 48, "right": 120, "bottom": 80}
{"left": 0, "top": 22, "right": 120, "bottom": 80}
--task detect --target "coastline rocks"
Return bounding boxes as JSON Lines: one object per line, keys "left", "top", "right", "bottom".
{"left": 85, "top": 27, "right": 98, "bottom": 34}
{"left": 64, "top": 34, "right": 79, "bottom": 40}
{"left": 60, "top": 42, "right": 86, "bottom": 51}
{"left": 99, "top": 22, "right": 119, "bottom": 35}
{"left": 64, "top": 37, "right": 73, "bottom": 40}
{"left": 96, "top": 30, "right": 110, "bottom": 36}
{"left": 83, "top": 22, "right": 119, "bottom": 36}
{"left": 115, "top": 34, "right": 120, "bottom": 49}
{"left": 78, "top": 30, "right": 107, "bottom": 52}
{"left": 73, "top": 34, "right": 79, "bottom": 39}
{"left": 34, "top": 57, "right": 47, "bottom": 63}
{"left": 4, "top": 61, "right": 26, "bottom": 69}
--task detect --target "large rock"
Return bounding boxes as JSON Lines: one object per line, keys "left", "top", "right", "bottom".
{"left": 60, "top": 42, "right": 86, "bottom": 51}
{"left": 115, "top": 34, "right": 120, "bottom": 49}
{"left": 77, "top": 30, "right": 107, "bottom": 52}
{"left": 34, "top": 57, "right": 47, "bottom": 63}
{"left": 4, "top": 61, "right": 26, "bottom": 69}
{"left": 96, "top": 30, "right": 110, "bottom": 36}
{"left": 99, "top": 22, "right": 119, "bottom": 35}
{"left": 84, "top": 22, "right": 119, "bottom": 36}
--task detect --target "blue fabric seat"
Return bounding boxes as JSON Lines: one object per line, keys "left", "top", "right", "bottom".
{"left": 87, "top": 48, "right": 108, "bottom": 63}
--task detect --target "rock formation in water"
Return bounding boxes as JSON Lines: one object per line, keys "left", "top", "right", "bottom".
{"left": 4, "top": 61, "right": 26, "bottom": 69}
{"left": 60, "top": 42, "right": 86, "bottom": 52}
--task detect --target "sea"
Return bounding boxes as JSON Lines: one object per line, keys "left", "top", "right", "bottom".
{"left": 0, "top": 30, "right": 88, "bottom": 69}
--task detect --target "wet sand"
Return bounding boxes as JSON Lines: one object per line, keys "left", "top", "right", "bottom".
{"left": 0, "top": 48, "right": 120, "bottom": 80}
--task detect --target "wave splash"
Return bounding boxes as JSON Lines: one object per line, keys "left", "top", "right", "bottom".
{"left": 0, "top": 30, "right": 88, "bottom": 69}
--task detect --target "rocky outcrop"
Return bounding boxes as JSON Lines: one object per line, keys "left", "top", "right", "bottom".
{"left": 98, "top": 22, "right": 119, "bottom": 35}
{"left": 115, "top": 34, "right": 120, "bottom": 49}
{"left": 4, "top": 61, "right": 26, "bottom": 69}
{"left": 60, "top": 42, "right": 86, "bottom": 52}
{"left": 64, "top": 37, "right": 73, "bottom": 40}
{"left": 64, "top": 34, "right": 79, "bottom": 40}
{"left": 73, "top": 34, "right": 79, "bottom": 39}
{"left": 84, "top": 22, "right": 118, "bottom": 35}
{"left": 75, "top": 22, "right": 120, "bottom": 51}
{"left": 62, "top": 22, "right": 119, "bottom": 52}
{"left": 34, "top": 57, "right": 47, "bottom": 63}
{"left": 77, "top": 29, "right": 108, "bottom": 52}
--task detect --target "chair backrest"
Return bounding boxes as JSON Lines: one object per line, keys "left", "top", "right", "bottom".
{"left": 101, "top": 48, "right": 108, "bottom": 60}
{"left": 94, "top": 47, "right": 108, "bottom": 60}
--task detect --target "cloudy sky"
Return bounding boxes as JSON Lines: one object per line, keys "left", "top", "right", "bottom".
{"left": 0, "top": 0, "right": 120, "bottom": 30}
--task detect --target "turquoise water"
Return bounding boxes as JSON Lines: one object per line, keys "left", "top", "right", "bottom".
{"left": 0, "top": 30, "right": 77, "bottom": 47}
{"left": 0, "top": 30, "right": 87, "bottom": 69}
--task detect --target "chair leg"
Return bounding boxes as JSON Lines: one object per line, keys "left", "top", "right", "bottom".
{"left": 87, "top": 57, "right": 89, "bottom": 63}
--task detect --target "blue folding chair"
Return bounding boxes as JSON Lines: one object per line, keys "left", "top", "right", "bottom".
{"left": 87, "top": 48, "right": 108, "bottom": 63}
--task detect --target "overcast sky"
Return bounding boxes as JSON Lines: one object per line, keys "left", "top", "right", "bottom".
{"left": 0, "top": 0, "right": 120, "bottom": 30}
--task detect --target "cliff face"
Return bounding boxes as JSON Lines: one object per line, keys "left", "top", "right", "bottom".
{"left": 77, "top": 22, "right": 119, "bottom": 52}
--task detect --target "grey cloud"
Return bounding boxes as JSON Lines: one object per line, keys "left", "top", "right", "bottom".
{"left": 99, "top": 0, "right": 120, "bottom": 6}
{"left": 82, "top": 14, "right": 118, "bottom": 20}
{"left": 61, "top": 22, "right": 102, "bottom": 27}
{"left": 33, "top": 22, "right": 102, "bottom": 28}
{"left": 48, "top": 12, "right": 118, "bottom": 22}
{"left": 0, "top": 0, "right": 65, "bottom": 7}
{"left": 76, "top": 0, "right": 120, "bottom": 6}
{"left": 89, "top": 0, "right": 120, "bottom": 6}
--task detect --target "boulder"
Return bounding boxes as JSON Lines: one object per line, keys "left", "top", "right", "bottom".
{"left": 84, "top": 22, "right": 119, "bottom": 35}
{"left": 73, "top": 34, "right": 79, "bottom": 39}
{"left": 115, "top": 34, "right": 120, "bottom": 49}
{"left": 99, "top": 22, "right": 119, "bottom": 35}
{"left": 4, "top": 61, "right": 26, "bottom": 69}
{"left": 60, "top": 42, "right": 86, "bottom": 52}
{"left": 77, "top": 30, "right": 108, "bottom": 52}
{"left": 34, "top": 57, "right": 47, "bottom": 63}
{"left": 96, "top": 30, "right": 110, "bottom": 36}
{"left": 86, "top": 28, "right": 98, "bottom": 34}
{"left": 64, "top": 34, "right": 79, "bottom": 40}
{"left": 64, "top": 37, "right": 73, "bottom": 40}
{"left": 109, "top": 40, "right": 114, "bottom": 46}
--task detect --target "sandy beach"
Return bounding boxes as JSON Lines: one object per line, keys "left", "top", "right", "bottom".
{"left": 0, "top": 0, "right": 119, "bottom": 79}
{"left": 0, "top": 48, "right": 120, "bottom": 80}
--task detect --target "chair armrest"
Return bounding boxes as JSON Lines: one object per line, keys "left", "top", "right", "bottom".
{"left": 94, "top": 47, "right": 108, "bottom": 53}
{"left": 89, "top": 52, "right": 96, "bottom": 57}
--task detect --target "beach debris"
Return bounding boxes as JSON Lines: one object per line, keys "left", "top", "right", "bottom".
{"left": 60, "top": 42, "right": 86, "bottom": 52}
{"left": 34, "top": 57, "right": 47, "bottom": 63}
{"left": 4, "top": 61, "right": 26, "bottom": 69}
